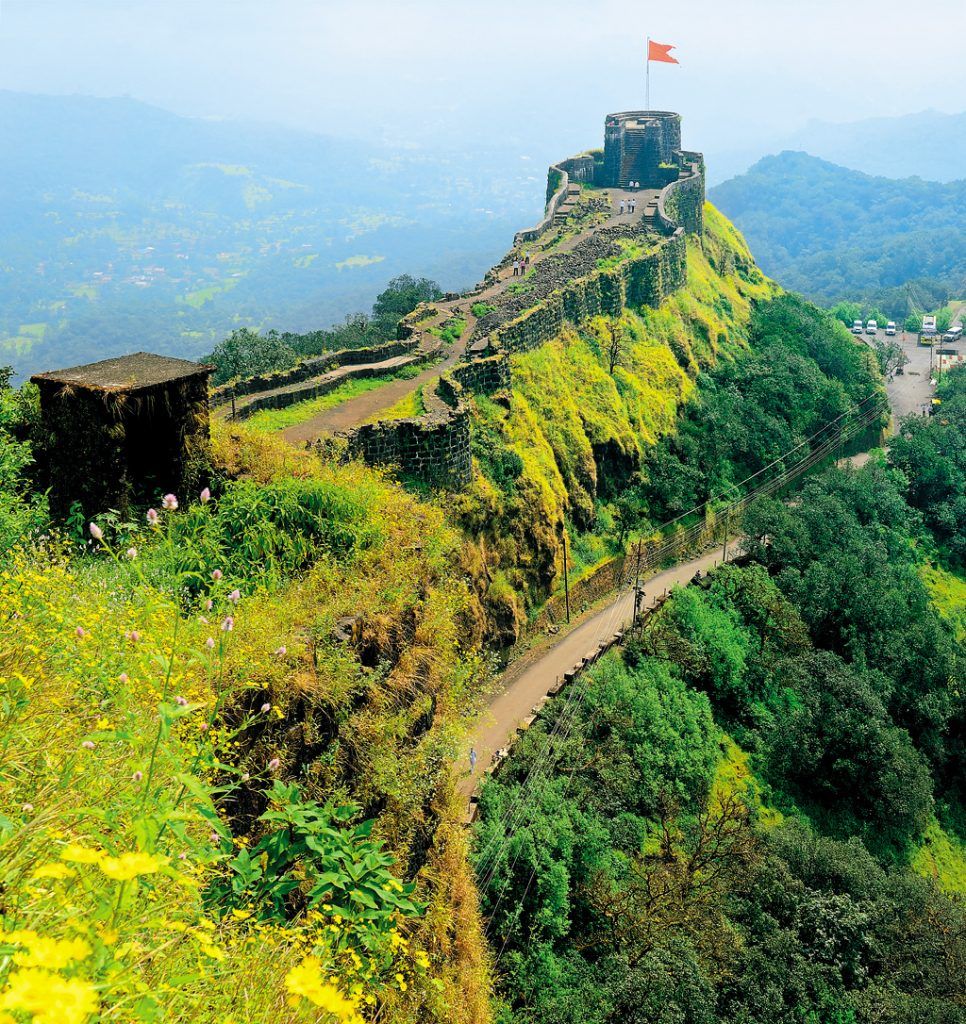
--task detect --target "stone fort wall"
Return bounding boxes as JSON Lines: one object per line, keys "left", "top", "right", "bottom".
{"left": 332, "top": 118, "right": 705, "bottom": 490}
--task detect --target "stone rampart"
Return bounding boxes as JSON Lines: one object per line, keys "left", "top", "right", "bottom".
{"left": 211, "top": 338, "right": 420, "bottom": 405}
{"left": 230, "top": 347, "right": 436, "bottom": 421}
{"left": 341, "top": 406, "right": 472, "bottom": 489}
{"left": 333, "top": 115, "right": 702, "bottom": 491}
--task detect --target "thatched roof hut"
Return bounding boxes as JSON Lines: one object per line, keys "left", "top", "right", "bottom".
{"left": 31, "top": 352, "right": 214, "bottom": 517}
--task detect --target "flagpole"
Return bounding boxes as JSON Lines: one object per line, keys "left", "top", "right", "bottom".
{"left": 645, "top": 36, "right": 650, "bottom": 110}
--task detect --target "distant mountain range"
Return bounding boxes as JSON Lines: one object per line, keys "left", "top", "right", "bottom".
{"left": 709, "top": 150, "right": 966, "bottom": 308}
{"left": 0, "top": 92, "right": 539, "bottom": 379}
{"left": 706, "top": 109, "right": 966, "bottom": 185}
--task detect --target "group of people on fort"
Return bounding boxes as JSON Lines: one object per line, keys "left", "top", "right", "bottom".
{"left": 511, "top": 252, "right": 531, "bottom": 277}
{"left": 619, "top": 194, "right": 638, "bottom": 216}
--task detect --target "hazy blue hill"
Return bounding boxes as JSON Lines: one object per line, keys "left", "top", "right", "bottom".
{"left": 709, "top": 151, "right": 966, "bottom": 304}
{"left": 0, "top": 91, "right": 537, "bottom": 379}
{"left": 784, "top": 109, "right": 966, "bottom": 182}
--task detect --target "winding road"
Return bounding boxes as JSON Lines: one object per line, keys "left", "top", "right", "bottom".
{"left": 458, "top": 543, "right": 729, "bottom": 804}
{"left": 457, "top": 316, "right": 940, "bottom": 814}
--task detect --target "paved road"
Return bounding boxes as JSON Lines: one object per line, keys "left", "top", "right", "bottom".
{"left": 458, "top": 543, "right": 728, "bottom": 801}
{"left": 458, "top": 317, "right": 955, "bottom": 810}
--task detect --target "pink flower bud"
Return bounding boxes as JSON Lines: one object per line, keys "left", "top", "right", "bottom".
{"left": 274, "top": 645, "right": 287, "bottom": 657}
{"left": 75, "top": 626, "right": 87, "bottom": 638}
{"left": 126, "top": 630, "right": 140, "bottom": 643}
{"left": 175, "top": 695, "right": 188, "bottom": 706}
{"left": 260, "top": 703, "right": 271, "bottom": 714}
{"left": 199, "top": 616, "right": 208, "bottom": 625}
{"left": 118, "top": 673, "right": 129, "bottom": 684}
{"left": 89, "top": 522, "right": 103, "bottom": 541}
{"left": 125, "top": 547, "right": 137, "bottom": 560}
{"left": 199, "top": 722, "right": 209, "bottom": 732}
{"left": 146, "top": 508, "right": 159, "bottom": 525}
{"left": 81, "top": 740, "right": 95, "bottom": 750}
{"left": 268, "top": 758, "right": 281, "bottom": 771}
{"left": 21, "top": 803, "right": 33, "bottom": 813}
{"left": 200, "top": 487, "right": 211, "bottom": 503}
{"left": 228, "top": 589, "right": 241, "bottom": 605}
{"left": 221, "top": 616, "right": 234, "bottom": 633}
{"left": 205, "top": 637, "right": 215, "bottom": 650}
{"left": 210, "top": 832, "right": 220, "bottom": 844}
{"left": 205, "top": 599, "right": 213, "bottom": 611}
{"left": 178, "top": 851, "right": 188, "bottom": 860}
{"left": 162, "top": 493, "right": 179, "bottom": 511}
{"left": 211, "top": 569, "right": 223, "bottom": 581}
{"left": 132, "top": 770, "right": 143, "bottom": 782}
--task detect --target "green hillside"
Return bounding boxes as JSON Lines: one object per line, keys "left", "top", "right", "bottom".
{"left": 1, "top": 191, "right": 962, "bottom": 1024}
{"left": 710, "top": 151, "right": 966, "bottom": 308}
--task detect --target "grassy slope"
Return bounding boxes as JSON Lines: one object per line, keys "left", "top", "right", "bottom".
{"left": 1, "top": 426, "right": 493, "bottom": 1024}
{"left": 457, "top": 205, "right": 777, "bottom": 630}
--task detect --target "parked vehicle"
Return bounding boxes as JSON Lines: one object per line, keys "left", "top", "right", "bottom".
{"left": 885, "top": 321, "right": 897, "bottom": 335}
{"left": 942, "top": 326, "right": 963, "bottom": 342}
{"left": 852, "top": 319, "right": 864, "bottom": 335}
{"left": 866, "top": 319, "right": 878, "bottom": 335}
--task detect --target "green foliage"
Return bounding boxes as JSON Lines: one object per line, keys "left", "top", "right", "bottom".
{"left": 206, "top": 781, "right": 422, "bottom": 928}
{"left": 134, "top": 477, "right": 382, "bottom": 594}
{"left": 634, "top": 294, "right": 880, "bottom": 525}
{"left": 471, "top": 301, "right": 496, "bottom": 318}
{"left": 710, "top": 150, "right": 966, "bottom": 305}
{"left": 481, "top": 450, "right": 965, "bottom": 1022}
{"left": 204, "top": 274, "right": 443, "bottom": 387}
{"left": 889, "top": 366, "right": 966, "bottom": 566}
{"left": 430, "top": 316, "right": 466, "bottom": 345}
{"left": 0, "top": 367, "right": 47, "bottom": 558}
{"left": 207, "top": 327, "right": 297, "bottom": 386}
{"left": 370, "top": 274, "right": 443, "bottom": 334}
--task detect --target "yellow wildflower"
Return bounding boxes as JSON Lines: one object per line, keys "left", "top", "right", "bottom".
{"left": 285, "top": 957, "right": 364, "bottom": 1023}
{"left": 0, "top": 969, "right": 98, "bottom": 1024}
{"left": 99, "top": 851, "right": 167, "bottom": 881}
{"left": 10, "top": 934, "right": 91, "bottom": 970}
{"left": 59, "top": 844, "right": 104, "bottom": 865}
{"left": 31, "top": 863, "right": 75, "bottom": 881}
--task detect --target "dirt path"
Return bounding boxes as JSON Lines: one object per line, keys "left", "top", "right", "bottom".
{"left": 457, "top": 543, "right": 727, "bottom": 802}
{"left": 281, "top": 332, "right": 471, "bottom": 442}
{"left": 215, "top": 353, "right": 420, "bottom": 423}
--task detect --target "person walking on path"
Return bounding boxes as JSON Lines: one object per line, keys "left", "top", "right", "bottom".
{"left": 512, "top": 258, "right": 520, "bottom": 277}
{"left": 469, "top": 747, "right": 478, "bottom": 772}
{"left": 619, "top": 198, "right": 625, "bottom": 215}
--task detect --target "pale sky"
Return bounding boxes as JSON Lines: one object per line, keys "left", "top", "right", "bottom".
{"left": 2, "top": 0, "right": 965, "bottom": 163}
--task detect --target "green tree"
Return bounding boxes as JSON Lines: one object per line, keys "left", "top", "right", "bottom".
{"left": 765, "top": 650, "right": 933, "bottom": 850}
{"left": 371, "top": 274, "right": 443, "bottom": 334}
{"left": 207, "top": 327, "right": 296, "bottom": 385}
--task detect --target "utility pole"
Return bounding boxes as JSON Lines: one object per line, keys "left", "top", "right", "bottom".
{"left": 561, "top": 522, "right": 571, "bottom": 624}
{"left": 722, "top": 512, "right": 729, "bottom": 563}
{"left": 632, "top": 539, "right": 644, "bottom": 626}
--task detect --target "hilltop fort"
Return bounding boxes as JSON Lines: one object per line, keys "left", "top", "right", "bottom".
{"left": 34, "top": 110, "right": 706, "bottom": 508}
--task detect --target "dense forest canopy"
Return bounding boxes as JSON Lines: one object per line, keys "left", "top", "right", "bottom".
{"left": 476, "top": 369, "right": 966, "bottom": 1024}
{"left": 710, "top": 151, "right": 966, "bottom": 309}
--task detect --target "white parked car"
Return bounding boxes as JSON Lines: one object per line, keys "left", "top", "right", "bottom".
{"left": 885, "top": 321, "right": 897, "bottom": 336}
{"left": 852, "top": 319, "right": 864, "bottom": 335}
{"left": 866, "top": 319, "right": 878, "bottom": 335}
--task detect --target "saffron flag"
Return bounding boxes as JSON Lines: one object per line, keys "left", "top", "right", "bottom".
{"left": 648, "top": 40, "right": 679, "bottom": 64}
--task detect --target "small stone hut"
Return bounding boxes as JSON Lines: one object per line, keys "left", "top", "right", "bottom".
{"left": 31, "top": 352, "right": 213, "bottom": 516}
